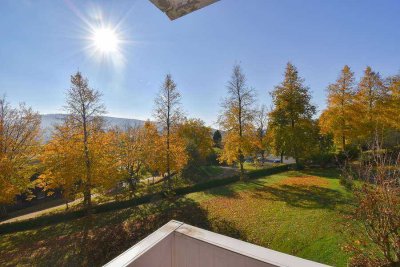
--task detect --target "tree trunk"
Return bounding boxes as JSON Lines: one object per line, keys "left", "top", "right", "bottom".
{"left": 280, "top": 151, "right": 284, "bottom": 163}
{"left": 240, "top": 163, "right": 244, "bottom": 179}
{"left": 0, "top": 205, "right": 7, "bottom": 218}
{"left": 261, "top": 150, "right": 265, "bottom": 166}
{"left": 166, "top": 88, "right": 172, "bottom": 190}
{"left": 342, "top": 134, "right": 346, "bottom": 151}
{"left": 83, "top": 186, "right": 91, "bottom": 209}
{"left": 291, "top": 119, "right": 299, "bottom": 166}
{"left": 127, "top": 177, "right": 136, "bottom": 199}
{"left": 82, "top": 111, "right": 92, "bottom": 212}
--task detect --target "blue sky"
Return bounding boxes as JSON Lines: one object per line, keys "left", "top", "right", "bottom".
{"left": 1, "top": 0, "right": 399, "bottom": 127}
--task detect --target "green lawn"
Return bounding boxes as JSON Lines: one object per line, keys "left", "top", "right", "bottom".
{"left": 0, "top": 169, "right": 357, "bottom": 266}
{"left": 188, "top": 169, "right": 355, "bottom": 266}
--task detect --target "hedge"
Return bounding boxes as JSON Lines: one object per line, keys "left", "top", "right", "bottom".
{"left": 0, "top": 164, "right": 292, "bottom": 234}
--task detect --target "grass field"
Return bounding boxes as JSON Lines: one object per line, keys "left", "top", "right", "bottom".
{"left": 0, "top": 168, "right": 357, "bottom": 266}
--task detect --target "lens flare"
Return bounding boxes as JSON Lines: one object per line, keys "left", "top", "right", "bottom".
{"left": 92, "top": 27, "right": 120, "bottom": 54}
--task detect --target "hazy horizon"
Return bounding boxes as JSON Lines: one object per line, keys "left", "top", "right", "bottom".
{"left": 1, "top": 0, "right": 400, "bottom": 127}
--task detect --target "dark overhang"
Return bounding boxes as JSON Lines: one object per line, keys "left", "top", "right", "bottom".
{"left": 149, "top": 0, "right": 219, "bottom": 20}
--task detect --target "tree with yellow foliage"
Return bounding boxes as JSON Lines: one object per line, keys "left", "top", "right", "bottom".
{"left": 39, "top": 72, "right": 110, "bottom": 210}
{"left": 352, "top": 67, "right": 389, "bottom": 145}
{"left": 111, "top": 125, "right": 144, "bottom": 197}
{"left": 218, "top": 64, "right": 256, "bottom": 179}
{"left": 140, "top": 121, "right": 161, "bottom": 175}
{"left": 154, "top": 74, "right": 187, "bottom": 189}
{"left": 110, "top": 121, "right": 168, "bottom": 197}
{"left": 39, "top": 118, "right": 119, "bottom": 208}
{"left": 0, "top": 97, "right": 41, "bottom": 212}
{"left": 385, "top": 75, "right": 400, "bottom": 131}
{"left": 177, "top": 118, "right": 213, "bottom": 164}
{"left": 319, "top": 65, "right": 355, "bottom": 151}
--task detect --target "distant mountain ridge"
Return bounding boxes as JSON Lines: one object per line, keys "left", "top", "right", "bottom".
{"left": 40, "top": 114, "right": 219, "bottom": 142}
{"left": 40, "top": 114, "right": 146, "bottom": 141}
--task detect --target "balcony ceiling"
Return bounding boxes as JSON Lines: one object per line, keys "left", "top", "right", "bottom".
{"left": 149, "top": 0, "right": 219, "bottom": 20}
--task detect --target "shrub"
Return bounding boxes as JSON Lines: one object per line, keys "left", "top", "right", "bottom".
{"left": 342, "top": 148, "right": 400, "bottom": 266}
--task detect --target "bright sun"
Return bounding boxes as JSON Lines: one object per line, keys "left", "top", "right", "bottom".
{"left": 92, "top": 27, "right": 120, "bottom": 54}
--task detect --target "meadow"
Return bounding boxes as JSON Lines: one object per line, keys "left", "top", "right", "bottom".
{"left": 0, "top": 168, "right": 357, "bottom": 267}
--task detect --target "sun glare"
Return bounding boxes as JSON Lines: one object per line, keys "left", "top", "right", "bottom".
{"left": 92, "top": 27, "right": 120, "bottom": 54}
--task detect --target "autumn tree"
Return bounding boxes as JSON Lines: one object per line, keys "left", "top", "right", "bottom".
{"left": 137, "top": 120, "right": 185, "bottom": 186}
{"left": 352, "top": 67, "right": 389, "bottom": 146}
{"left": 40, "top": 72, "right": 107, "bottom": 210}
{"left": 0, "top": 97, "right": 41, "bottom": 212}
{"left": 213, "top": 130, "right": 222, "bottom": 148}
{"left": 254, "top": 104, "right": 269, "bottom": 164}
{"left": 384, "top": 75, "right": 400, "bottom": 131}
{"left": 218, "top": 64, "right": 256, "bottom": 179}
{"left": 111, "top": 125, "right": 145, "bottom": 198}
{"left": 319, "top": 65, "right": 355, "bottom": 151}
{"left": 177, "top": 118, "right": 214, "bottom": 167}
{"left": 153, "top": 74, "right": 187, "bottom": 189}
{"left": 40, "top": 120, "right": 118, "bottom": 208}
{"left": 268, "top": 62, "right": 316, "bottom": 166}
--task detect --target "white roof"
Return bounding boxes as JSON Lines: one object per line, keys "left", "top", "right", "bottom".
{"left": 104, "top": 220, "right": 331, "bottom": 267}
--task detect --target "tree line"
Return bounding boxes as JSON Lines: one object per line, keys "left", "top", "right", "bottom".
{"left": 1, "top": 62, "right": 399, "bottom": 211}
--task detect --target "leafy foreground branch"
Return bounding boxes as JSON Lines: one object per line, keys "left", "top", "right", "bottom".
{"left": 342, "top": 149, "right": 400, "bottom": 266}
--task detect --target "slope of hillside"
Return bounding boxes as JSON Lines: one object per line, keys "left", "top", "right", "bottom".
{"left": 40, "top": 114, "right": 146, "bottom": 141}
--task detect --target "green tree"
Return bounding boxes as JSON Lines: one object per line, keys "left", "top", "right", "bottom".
{"left": 213, "top": 130, "right": 222, "bottom": 148}
{"left": 269, "top": 62, "right": 316, "bottom": 166}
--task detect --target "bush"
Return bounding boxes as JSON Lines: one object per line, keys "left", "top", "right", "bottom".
{"left": 342, "top": 148, "right": 400, "bottom": 266}
{"left": 337, "top": 145, "right": 360, "bottom": 163}
{"left": 309, "top": 153, "right": 336, "bottom": 167}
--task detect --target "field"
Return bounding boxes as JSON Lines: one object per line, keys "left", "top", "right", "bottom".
{"left": 0, "top": 169, "right": 357, "bottom": 267}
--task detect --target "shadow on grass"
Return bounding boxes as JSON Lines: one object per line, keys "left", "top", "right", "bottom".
{"left": 203, "top": 186, "right": 240, "bottom": 199}
{"left": 301, "top": 168, "right": 341, "bottom": 179}
{"left": 0, "top": 197, "right": 246, "bottom": 267}
{"left": 249, "top": 181, "right": 352, "bottom": 212}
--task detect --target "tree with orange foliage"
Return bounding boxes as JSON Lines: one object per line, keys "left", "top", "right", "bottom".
{"left": 39, "top": 118, "right": 119, "bottom": 208}
{"left": 39, "top": 72, "right": 114, "bottom": 210}
{"left": 0, "top": 97, "right": 41, "bottom": 213}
